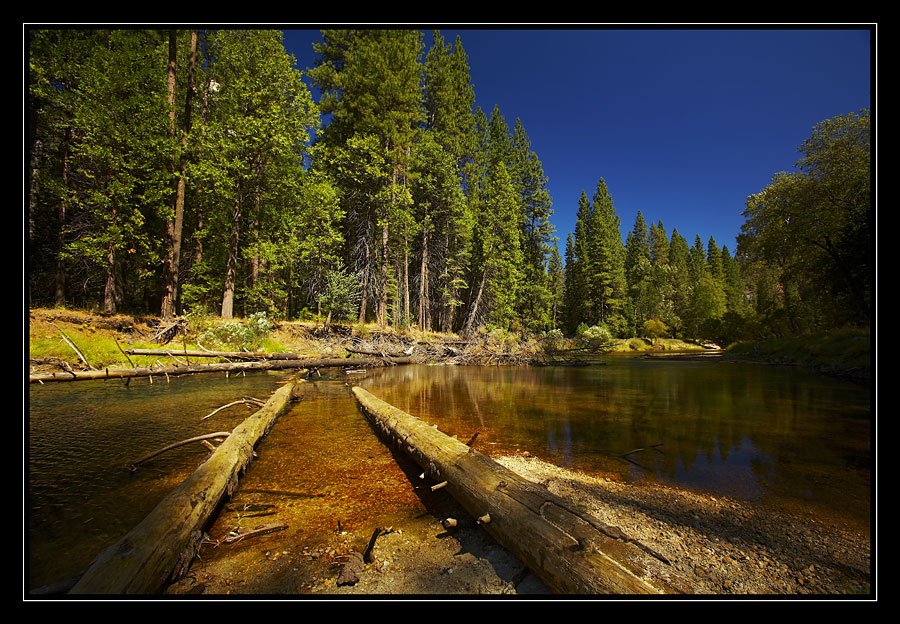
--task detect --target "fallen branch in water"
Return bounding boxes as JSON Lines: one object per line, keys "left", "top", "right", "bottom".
{"left": 363, "top": 526, "right": 395, "bottom": 563}
{"left": 124, "top": 432, "right": 232, "bottom": 472}
{"left": 200, "top": 397, "right": 265, "bottom": 421}
{"left": 70, "top": 382, "right": 296, "bottom": 594}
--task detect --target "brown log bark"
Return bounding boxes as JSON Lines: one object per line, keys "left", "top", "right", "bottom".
{"left": 30, "top": 356, "right": 413, "bottom": 383}
{"left": 351, "top": 386, "right": 689, "bottom": 595}
{"left": 68, "top": 381, "right": 296, "bottom": 594}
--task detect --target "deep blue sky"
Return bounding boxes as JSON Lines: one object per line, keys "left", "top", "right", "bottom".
{"left": 281, "top": 27, "right": 872, "bottom": 254}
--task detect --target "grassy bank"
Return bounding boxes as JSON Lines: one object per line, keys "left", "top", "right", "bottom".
{"left": 27, "top": 307, "right": 714, "bottom": 374}
{"left": 726, "top": 327, "right": 871, "bottom": 381}
{"left": 32, "top": 307, "right": 864, "bottom": 378}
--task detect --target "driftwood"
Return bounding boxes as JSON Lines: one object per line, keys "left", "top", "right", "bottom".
{"left": 351, "top": 386, "right": 689, "bottom": 595}
{"left": 125, "top": 432, "right": 231, "bottom": 471}
{"left": 124, "top": 348, "right": 313, "bottom": 360}
{"left": 218, "top": 523, "right": 287, "bottom": 545}
{"left": 200, "top": 397, "right": 265, "bottom": 421}
{"left": 345, "top": 346, "right": 413, "bottom": 358}
{"left": 68, "top": 381, "right": 296, "bottom": 594}
{"left": 48, "top": 322, "right": 95, "bottom": 370}
{"left": 30, "top": 356, "right": 414, "bottom": 383}
{"left": 150, "top": 319, "right": 187, "bottom": 345}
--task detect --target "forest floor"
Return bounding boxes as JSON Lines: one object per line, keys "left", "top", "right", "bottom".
{"left": 27, "top": 308, "right": 873, "bottom": 599}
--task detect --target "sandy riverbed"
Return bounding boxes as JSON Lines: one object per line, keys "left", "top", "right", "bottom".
{"left": 165, "top": 453, "right": 871, "bottom": 598}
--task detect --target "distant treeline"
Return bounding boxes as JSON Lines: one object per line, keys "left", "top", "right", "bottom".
{"left": 27, "top": 28, "right": 870, "bottom": 345}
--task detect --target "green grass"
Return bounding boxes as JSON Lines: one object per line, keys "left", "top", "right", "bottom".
{"left": 29, "top": 325, "right": 169, "bottom": 369}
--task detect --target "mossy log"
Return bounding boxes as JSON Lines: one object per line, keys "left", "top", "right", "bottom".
{"left": 68, "top": 381, "right": 296, "bottom": 594}
{"left": 351, "top": 386, "right": 689, "bottom": 595}
{"left": 30, "top": 356, "right": 414, "bottom": 383}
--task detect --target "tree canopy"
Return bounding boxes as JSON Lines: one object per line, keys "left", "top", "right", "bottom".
{"left": 27, "top": 28, "right": 870, "bottom": 346}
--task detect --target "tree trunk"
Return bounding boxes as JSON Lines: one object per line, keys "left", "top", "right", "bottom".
{"left": 68, "top": 382, "right": 296, "bottom": 594}
{"left": 378, "top": 220, "right": 389, "bottom": 327}
{"left": 103, "top": 197, "right": 122, "bottom": 314}
{"left": 54, "top": 128, "right": 72, "bottom": 306}
{"left": 161, "top": 30, "right": 196, "bottom": 322}
{"left": 30, "top": 356, "right": 414, "bottom": 384}
{"left": 403, "top": 238, "right": 410, "bottom": 329}
{"left": 221, "top": 185, "right": 242, "bottom": 320}
{"left": 464, "top": 264, "right": 489, "bottom": 337}
{"left": 351, "top": 387, "right": 688, "bottom": 595}
{"left": 419, "top": 222, "right": 429, "bottom": 332}
{"left": 358, "top": 238, "right": 369, "bottom": 325}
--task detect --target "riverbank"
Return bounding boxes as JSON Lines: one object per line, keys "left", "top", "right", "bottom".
{"left": 162, "top": 452, "right": 871, "bottom": 597}
{"left": 725, "top": 328, "right": 871, "bottom": 382}
{"left": 27, "top": 308, "right": 873, "bottom": 598}
{"left": 27, "top": 307, "right": 712, "bottom": 376}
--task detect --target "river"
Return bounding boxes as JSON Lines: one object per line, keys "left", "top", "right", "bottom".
{"left": 26, "top": 355, "right": 871, "bottom": 591}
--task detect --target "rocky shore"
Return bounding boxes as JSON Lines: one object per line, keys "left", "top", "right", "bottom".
{"left": 166, "top": 454, "right": 871, "bottom": 598}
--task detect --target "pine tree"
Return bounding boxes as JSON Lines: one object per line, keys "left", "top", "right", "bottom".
{"left": 419, "top": 31, "right": 476, "bottom": 332}
{"left": 511, "top": 118, "right": 555, "bottom": 331}
{"left": 160, "top": 30, "right": 198, "bottom": 322}
{"left": 464, "top": 161, "right": 522, "bottom": 332}
{"left": 587, "top": 179, "right": 626, "bottom": 330}
{"left": 194, "top": 30, "right": 317, "bottom": 319}
{"left": 547, "top": 240, "right": 565, "bottom": 329}
{"left": 667, "top": 228, "right": 691, "bottom": 338}
{"left": 562, "top": 232, "right": 578, "bottom": 333}
{"left": 308, "top": 29, "right": 424, "bottom": 326}
{"left": 625, "top": 210, "right": 653, "bottom": 330}
{"left": 564, "top": 191, "right": 592, "bottom": 332}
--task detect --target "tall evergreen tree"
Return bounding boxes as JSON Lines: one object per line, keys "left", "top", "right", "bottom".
{"left": 193, "top": 30, "right": 317, "bottom": 319}
{"left": 510, "top": 117, "right": 555, "bottom": 331}
{"left": 32, "top": 30, "right": 173, "bottom": 314}
{"left": 564, "top": 191, "right": 592, "bottom": 332}
{"left": 464, "top": 160, "right": 522, "bottom": 333}
{"left": 587, "top": 179, "right": 626, "bottom": 330}
{"left": 419, "top": 30, "right": 476, "bottom": 332}
{"left": 547, "top": 240, "right": 565, "bottom": 329}
{"left": 667, "top": 228, "right": 691, "bottom": 337}
{"left": 308, "top": 29, "right": 424, "bottom": 326}
{"left": 160, "top": 30, "right": 198, "bottom": 321}
{"left": 625, "top": 210, "right": 653, "bottom": 330}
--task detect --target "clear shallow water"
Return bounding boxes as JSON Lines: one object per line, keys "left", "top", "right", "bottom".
{"left": 26, "top": 357, "right": 871, "bottom": 591}
{"left": 357, "top": 358, "right": 871, "bottom": 533}
{"left": 26, "top": 371, "right": 288, "bottom": 591}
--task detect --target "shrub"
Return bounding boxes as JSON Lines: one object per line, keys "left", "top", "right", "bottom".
{"left": 643, "top": 318, "right": 668, "bottom": 344}
{"left": 577, "top": 324, "right": 613, "bottom": 350}
{"left": 198, "top": 312, "right": 274, "bottom": 351}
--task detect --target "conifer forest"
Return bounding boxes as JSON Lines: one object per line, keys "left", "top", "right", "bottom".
{"left": 26, "top": 29, "right": 871, "bottom": 345}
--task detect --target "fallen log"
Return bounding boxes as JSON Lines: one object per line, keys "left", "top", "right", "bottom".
{"left": 68, "top": 381, "right": 296, "bottom": 594}
{"left": 30, "top": 356, "right": 414, "bottom": 383}
{"left": 351, "top": 387, "right": 689, "bottom": 595}
{"left": 124, "top": 348, "right": 311, "bottom": 360}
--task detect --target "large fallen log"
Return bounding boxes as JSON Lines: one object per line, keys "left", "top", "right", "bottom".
{"left": 351, "top": 386, "right": 689, "bottom": 595}
{"left": 68, "top": 380, "right": 296, "bottom": 594}
{"left": 30, "top": 356, "right": 414, "bottom": 383}
{"left": 123, "top": 348, "right": 311, "bottom": 360}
